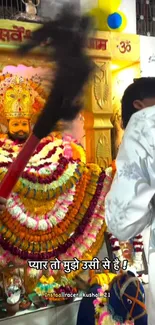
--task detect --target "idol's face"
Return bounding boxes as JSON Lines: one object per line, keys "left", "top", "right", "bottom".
{"left": 8, "top": 118, "right": 30, "bottom": 141}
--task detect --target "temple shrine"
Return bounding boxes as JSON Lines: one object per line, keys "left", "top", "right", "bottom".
{"left": 0, "top": 2, "right": 151, "bottom": 325}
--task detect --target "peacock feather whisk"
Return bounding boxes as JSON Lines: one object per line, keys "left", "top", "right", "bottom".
{"left": 0, "top": 4, "right": 95, "bottom": 199}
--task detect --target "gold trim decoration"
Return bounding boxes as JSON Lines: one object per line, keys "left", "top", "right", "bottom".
{"left": 94, "top": 62, "right": 109, "bottom": 110}
{"left": 0, "top": 73, "right": 47, "bottom": 128}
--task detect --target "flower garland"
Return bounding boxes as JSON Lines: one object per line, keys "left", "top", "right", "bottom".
{"left": 0, "top": 174, "right": 109, "bottom": 273}
{"left": 17, "top": 196, "right": 58, "bottom": 215}
{"left": 47, "top": 173, "right": 112, "bottom": 278}
{"left": 108, "top": 233, "right": 144, "bottom": 272}
{"left": 0, "top": 162, "right": 85, "bottom": 201}
{"left": 61, "top": 174, "right": 112, "bottom": 260}
{"left": 0, "top": 202, "right": 110, "bottom": 280}
{"left": 70, "top": 142, "right": 86, "bottom": 163}
{"left": 5, "top": 186, "right": 75, "bottom": 231}
{"left": 0, "top": 136, "right": 81, "bottom": 193}
{"left": 0, "top": 172, "right": 105, "bottom": 259}
{"left": 0, "top": 211, "right": 108, "bottom": 280}
{"left": 0, "top": 136, "right": 113, "bottom": 279}
{"left": 1, "top": 172, "right": 89, "bottom": 240}
{"left": 94, "top": 286, "right": 134, "bottom": 325}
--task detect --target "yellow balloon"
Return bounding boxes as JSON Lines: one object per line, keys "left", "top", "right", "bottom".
{"left": 89, "top": 7, "right": 127, "bottom": 32}
{"left": 98, "top": 0, "right": 122, "bottom": 14}
{"left": 89, "top": 7, "right": 107, "bottom": 31}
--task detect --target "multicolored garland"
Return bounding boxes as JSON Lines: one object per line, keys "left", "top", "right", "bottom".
{"left": 108, "top": 233, "right": 144, "bottom": 271}
{"left": 94, "top": 286, "right": 134, "bottom": 325}
{"left": 0, "top": 135, "right": 112, "bottom": 279}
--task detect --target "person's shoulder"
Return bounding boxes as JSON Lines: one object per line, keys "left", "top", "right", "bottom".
{"left": 120, "top": 107, "right": 155, "bottom": 156}
{"left": 129, "top": 105, "right": 155, "bottom": 126}
{"left": 124, "top": 106, "right": 155, "bottom": 143}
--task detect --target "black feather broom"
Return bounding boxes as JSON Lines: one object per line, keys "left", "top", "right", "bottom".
{"left": 0, "top": 4, "right": 95, "bottom": 198}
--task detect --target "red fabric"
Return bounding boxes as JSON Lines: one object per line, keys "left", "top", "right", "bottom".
{"left": 0, "top": 133, "right": 39, "bottom": 198}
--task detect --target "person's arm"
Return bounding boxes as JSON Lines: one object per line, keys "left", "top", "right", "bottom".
{"left": 105, "top": 116, "right": 155, "bottom": 241}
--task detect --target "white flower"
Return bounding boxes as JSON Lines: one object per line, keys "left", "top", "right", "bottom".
{"left": 18, "top": 213, "right": 27, "bottom": 224}
{"left": 49, "top": 216, "right": 57, "bottom": 226}
{"left": 105, "top": 167, "right": 113, "bottom": 177}
{"left": 38, "top": 220, "right": 48, "bottom": 231}
{"left": 12, "top": 206, "right": 21, "bottom": 215}
{"left": 27, "top": 217, "right": 37, "bottom": 228}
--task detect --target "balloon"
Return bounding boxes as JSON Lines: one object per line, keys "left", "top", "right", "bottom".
{"left": 98, "top": 0, "right": 121, "bottom": 14}
{"left": 107, "top": 12, "right": 122, "bottom": 29}
{"left": 89, "top": 8, "right": 107, "bottom": 31}
{"left": 115, "top": 11, "right": 127, "bottom": 31}
{"left": 89, "top": 5, "right": 127, "bottom": 32}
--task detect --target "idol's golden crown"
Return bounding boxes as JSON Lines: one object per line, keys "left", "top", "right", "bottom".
{"left": 0, "top": 74, "right": 45, "bottom": 121}
{"left": 5, "top": 85, "right": 33, "bottom": 120}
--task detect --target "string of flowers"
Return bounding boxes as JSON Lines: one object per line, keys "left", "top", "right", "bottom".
{"left": 1, "top": 172, "right": 89, "bottom": 239}
{"left": 107, "top": 232, "right": 144, "bottom": 270}
{"left": 60, "top": 174, "right": 112, "bottom": 261}
{"left": 5, "top": 187, "right": 76, "bottom": 231}
{"left": 132, "top": 235, "right": 143, "bottom": 268}
{"left": 108, "top": 233, "right": 123, "bottom": 262}
{"left": 64, "top": 223, "right": 107, "bottom": 280}
{"left": 0, "top": 137, "right": 61, "bottom": 161}
{"left": 0, "top": 215, "right": 107, "bottom": 279}
{"left": 3, "top": 173, "right": 109, "bottom": 266}
{"left": 0, "top": 171, "right": 111, "bottom": 270}
{"left": 0, "top": 172, "right": 105, "bottom": 259}
{"left": 0, "top": 162, "right": 85, "bottom": 201}
{"left": 93, "top": 285, "right": 134, "bottom": 325}
{"left": 0, "top": 135, "right": 112, "bottom": 279}
{"left": 0, "top": 213, "right": 107, "bottom": 279}
{"left": 70, "top": 142, "right": 86, "bottom": 163}
{"left": 17, "top": 195, "right": 58, "bottom": 215}
{"left": 0, "top": 137, "right": 87, "bottom": 201}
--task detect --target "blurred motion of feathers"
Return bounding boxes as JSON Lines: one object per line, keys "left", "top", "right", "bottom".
{"left": 18, "top": 4, "right": 95, "bottom": 139}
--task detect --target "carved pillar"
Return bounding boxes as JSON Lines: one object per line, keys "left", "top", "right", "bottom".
{"left": 84, "top": 59, "right": 113, "bottom": 168}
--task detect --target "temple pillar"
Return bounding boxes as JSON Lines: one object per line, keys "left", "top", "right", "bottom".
{"left": 84, "top": 31, "right": 140, "bottom": 165}
{"left": 84, "top": 60, "right": 113, "bottom": 168}
{"left": 84, "top": 33, "right": 113, "bottom": 168}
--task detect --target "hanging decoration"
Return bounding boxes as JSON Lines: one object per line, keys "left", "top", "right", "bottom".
{"left": 90, "top": 0, "right": 127, "bottom": 32}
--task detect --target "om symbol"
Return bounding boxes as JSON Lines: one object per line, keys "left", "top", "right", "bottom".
{"left": 118, "top": 41, "right": 131, "bottom": 54}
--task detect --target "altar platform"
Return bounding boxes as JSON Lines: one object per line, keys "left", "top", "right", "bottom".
{"left": 0, "top": 243, "right": 149, "bottom": 325}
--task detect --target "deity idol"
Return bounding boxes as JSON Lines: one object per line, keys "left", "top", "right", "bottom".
{"left": 0, "top": 74, "right": 112, "bottom": 281}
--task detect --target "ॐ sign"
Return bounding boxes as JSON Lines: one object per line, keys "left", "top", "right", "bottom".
{"left": 118, "top": 41, "right": 131, "bottom": 54}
